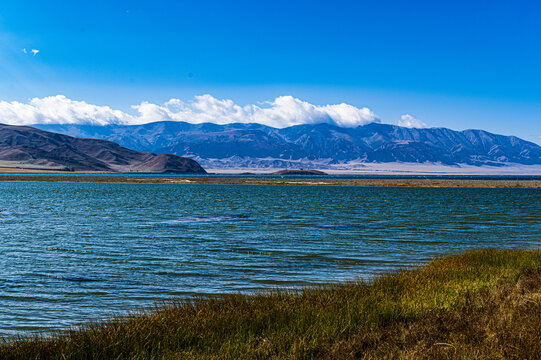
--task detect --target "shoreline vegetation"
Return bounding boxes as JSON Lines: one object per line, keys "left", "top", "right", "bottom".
{"left": 1, "top": 249, "right": 539, "bottom": 359}
{"left": 0, "top": 174, "right": 539, "bottom": 188}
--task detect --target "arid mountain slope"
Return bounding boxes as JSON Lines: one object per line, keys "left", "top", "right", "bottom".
{"left": 0, "top": 124, "right": 206, "bottom": 173}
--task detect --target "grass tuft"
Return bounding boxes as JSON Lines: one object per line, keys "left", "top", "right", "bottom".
{"left": 1, "top": 248, "right": 540, "bottom": 359}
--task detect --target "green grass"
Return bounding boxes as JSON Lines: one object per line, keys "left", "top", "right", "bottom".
{"left": 1, "top": 248, "right": 540, "bottom": 359}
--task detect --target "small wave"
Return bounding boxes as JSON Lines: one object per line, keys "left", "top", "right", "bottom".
{"left": 306, "top": 224, "right": 363, "bottom": 231}
{"left": 0, "top": 208, "right": 27, "bottom": 221}
{"left": 46, "top": 247, "right": 86, "bottom": 253}
{"left": 171, "top": 215, "right": 251, "bottom": 223}
{"left": 53, "top": 274, "right": 100, "bottom": 282}
{"left": 0, "top": 209, "right": 12, "bottom": 220}
{"left": 136, "top": 215, "right": 251, "bottom": 229}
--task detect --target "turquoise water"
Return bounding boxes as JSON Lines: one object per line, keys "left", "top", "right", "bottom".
{"left": 0, "top": 182, "right": 539, "bottom": 337}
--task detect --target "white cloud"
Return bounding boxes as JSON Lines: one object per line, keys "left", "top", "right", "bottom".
{"left": 0, "top": 94, "right": 380, "bottom": 128}
{"left": 0, "top": 95, "right": 132, "bottom": 126}
{"left": 398, "top": 114, "right": 427, "bottom": 128}
{"left": 22, "top": 48, "right": 39, "bottom": 56}
{"left": 252, "top": 96, "right": 379, "bottom": 128}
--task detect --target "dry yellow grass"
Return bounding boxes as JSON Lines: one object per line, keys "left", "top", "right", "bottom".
{"left": 1, "top": 248, "right": 539, "bottom": 359}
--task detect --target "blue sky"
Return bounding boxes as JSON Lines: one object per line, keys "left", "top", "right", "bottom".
{"left": 0, "top": 0, "right": 540, "bottom": 142}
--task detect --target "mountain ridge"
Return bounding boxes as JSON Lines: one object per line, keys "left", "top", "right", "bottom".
{"left": 33, "top": 121, "right": 541, "bottom": 169}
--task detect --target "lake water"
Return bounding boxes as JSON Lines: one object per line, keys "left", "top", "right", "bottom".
{"left": 0, "top": 182, "right": 539, "bottom": 337}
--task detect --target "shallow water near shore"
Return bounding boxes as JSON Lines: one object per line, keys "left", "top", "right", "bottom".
{"left": 0, "top": 182, "right": 539, "bottom": 337}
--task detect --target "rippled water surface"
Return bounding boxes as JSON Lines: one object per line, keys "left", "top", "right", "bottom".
{"left": 0, "top": 182, "right": 539, "bottom": 337}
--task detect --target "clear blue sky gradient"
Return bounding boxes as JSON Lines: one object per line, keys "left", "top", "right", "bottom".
{"left": 0, "top": 0, "right": 539, "bottom": 143}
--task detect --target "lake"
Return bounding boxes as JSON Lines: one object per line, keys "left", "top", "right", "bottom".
{"left": 0, "top": 182, "right": 539, "bottom": 337}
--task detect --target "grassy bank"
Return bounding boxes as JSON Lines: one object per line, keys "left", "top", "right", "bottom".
{"left": 1, "top": 249, "right": 540, "bottom": 359}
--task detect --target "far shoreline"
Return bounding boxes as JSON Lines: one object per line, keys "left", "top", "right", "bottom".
{"left": 0, "top": 173, "right": 540, "bottom": 188}
{"left": 1, "top": 162, "right": 541, "bottom": 188}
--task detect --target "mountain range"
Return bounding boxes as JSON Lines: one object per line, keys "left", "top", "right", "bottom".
{"left": 0, "top": 124, "right": 206, "bottom": 173}
{"left": 34, "top": 122, "right": 541, "bottom": 169}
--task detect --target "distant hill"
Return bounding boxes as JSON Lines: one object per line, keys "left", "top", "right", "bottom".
{"left": 0, "top": 124, "right": 206, "bottom": 173}
{"left": 34, "top": 121, "right": 541, "bottom": 169}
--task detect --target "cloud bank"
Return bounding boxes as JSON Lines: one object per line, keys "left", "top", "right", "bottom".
{"left": 0, "top": 95, "right": 380, "bottom": 128}
{"left": 0, "top": 96, "right": 131, "bottom": 126}
{"left": 397, "top": 114, "right": 427, "bottom": 128}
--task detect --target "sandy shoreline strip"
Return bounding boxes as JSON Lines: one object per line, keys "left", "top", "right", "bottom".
{"left": 0, "top": 175, "right": 539, "bottom": 188}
